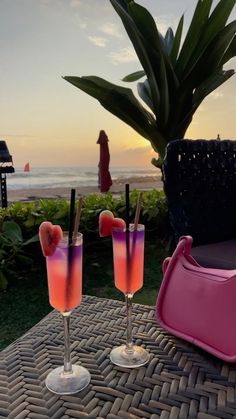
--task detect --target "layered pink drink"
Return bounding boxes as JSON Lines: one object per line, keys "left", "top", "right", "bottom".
{"left": 46, "top": 234, "right": 83, "bottom": 312}
{"left": 39, "top": 217, "right": 91, "bottom": 395}
{"left": 112, "top": 224, "right": 144, "bottom": 295}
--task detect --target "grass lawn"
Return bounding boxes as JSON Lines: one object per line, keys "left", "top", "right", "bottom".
{"left": 0, "top": 238, "right": 168, "bottom": 351}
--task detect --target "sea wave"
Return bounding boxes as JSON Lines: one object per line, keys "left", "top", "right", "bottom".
{"left": 5, "top": 166, "right": 160, "bottom": 190}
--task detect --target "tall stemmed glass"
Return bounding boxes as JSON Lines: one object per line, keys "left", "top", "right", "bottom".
{"left": 45, "top": 231, "right": 91, "bottom": 394}
{"left": 110, "top": 188, "right": 149, "bottom": 368}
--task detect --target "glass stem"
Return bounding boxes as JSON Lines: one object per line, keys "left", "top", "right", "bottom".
{"left": 62, "top": 312, "right": 73, "bottom": 374}
{"left": 125, "top": 294, "right": 133, "bottom": 353}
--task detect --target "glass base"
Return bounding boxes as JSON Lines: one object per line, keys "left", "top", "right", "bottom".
{"left": 110, "top": 344, "right": 149, "bottom": 368}
{"left": 45, "top": 364, "right": 91, "bottom": 395}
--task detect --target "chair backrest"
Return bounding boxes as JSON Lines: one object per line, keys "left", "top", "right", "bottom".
{"left": 162, "top": 139, "right": 236, "bottom": 246}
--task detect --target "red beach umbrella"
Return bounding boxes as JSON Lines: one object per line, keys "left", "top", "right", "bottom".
{"left": 97, "top": 130, "right": 112, "bottom": 193}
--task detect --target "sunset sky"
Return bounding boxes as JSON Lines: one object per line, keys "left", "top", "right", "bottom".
{"left": 1, "top": 0, "right": 236, "bottom": 168}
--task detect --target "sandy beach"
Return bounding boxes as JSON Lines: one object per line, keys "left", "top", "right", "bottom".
{"left": 7, "top": 175, "right": 163, "bottom": 202}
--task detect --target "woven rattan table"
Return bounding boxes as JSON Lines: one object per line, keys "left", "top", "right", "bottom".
{"left": 0, "top": 295, "right": 236, "bottom": 419}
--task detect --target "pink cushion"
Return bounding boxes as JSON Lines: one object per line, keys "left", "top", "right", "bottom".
{"left": 191, "top": 240, "right": 236, "bottom": 269}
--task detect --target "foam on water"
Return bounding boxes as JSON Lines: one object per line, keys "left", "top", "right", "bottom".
{"left": 6, "top": 166, "right": 160, "bottom": 190}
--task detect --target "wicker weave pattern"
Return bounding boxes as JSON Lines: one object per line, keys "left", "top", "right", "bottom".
{"left": 162, "top": 139, "right": 236, "bottom": 246}
{"left": 0, "top": 295, "right": 236, "bottom": 418}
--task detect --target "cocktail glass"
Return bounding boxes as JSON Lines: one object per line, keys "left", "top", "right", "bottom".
{"left": 110, "top": 224, "right": 149, "bottom": 368}
{"left": 45, "top": 232, "right": 90, "bottom": 394}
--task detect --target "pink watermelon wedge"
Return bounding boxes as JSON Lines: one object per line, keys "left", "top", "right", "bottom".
{"left": 99, "top": 210, "right": 125, "bottom": 237}
{"left": 39, "top": 221, "right": 63, "bottom": 256}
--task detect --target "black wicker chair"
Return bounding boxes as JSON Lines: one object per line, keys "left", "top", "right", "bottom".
{"left": 162, "top": 139, "right": 236, "bottom": 269}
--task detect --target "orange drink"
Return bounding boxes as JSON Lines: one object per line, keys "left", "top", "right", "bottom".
{"left": 43, "top": 231, "right": 90, "bottom": 394}
{"left": 112, "top": 224, "right": 144, "bottom": 295}
{"left": 46, "top": 234, "right": 82, "bottom": 312}
{"left": 110, "top": 222, "right": 149, "bottom": 368}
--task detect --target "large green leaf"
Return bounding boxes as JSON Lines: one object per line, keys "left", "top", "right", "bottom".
{"left": 171, "top": 69, "right": 235, "bottom": 139}
{"left": 185, "top": 0, "right": 236, "bottom": 75}
{"left": 2, "top": 221, "right": 23, "bottom": 244}
{"left": 137, "top": 79, "right": 155, "bottom": 113}
{"left": 165, "top": 87, "right": 193, "bottom": 140}
{"left": 193, "top": 69, "right": 235, "bottom": 107}
{"left": 110, "top": 0, "right": 161, "bottom": 116}
{"left": 182, "top": 20, "right": 236, "bottom": 89}
{"left": 127, "top": 1, "right": 170, "bottom": 125}
{"left": 122, "top": 70, "right": 145, "bottom": 82}
{"left": 199, "top": 0, "right": 236, "bottom": 49}
{"left": 164, "top": 28, "right": 174, "bottom": 55}
{"left": 171, "top": 70, "right": 234, "bottom": 138}
{"left": 63, "top": 75, "right": 157, "bottom": 141}
{"left": 127, "top": 3, "right": 178, "bottom": 89}
{"left": 170, "top": 15, "right": 184, "bottom": 65}
{"left": 220, "top": 35, "right": 236, "bottom": 66}
{"left": 65, "top": 0, "right": 236, "bottom": 162}
{"left": 175, "top": 0, "right": 213, "bottom": 77}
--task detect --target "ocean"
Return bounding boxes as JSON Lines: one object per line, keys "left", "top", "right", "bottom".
{"left": 5, "top": 166, "right": 159, "bottom": 190}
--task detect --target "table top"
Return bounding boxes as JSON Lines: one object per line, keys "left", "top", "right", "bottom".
{"left": 0, "top": 295, "right": 236, "bottom": 419}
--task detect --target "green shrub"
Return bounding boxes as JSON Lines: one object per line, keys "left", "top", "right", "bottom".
{"left": 0, "top": 190, "right": 170, "bottom": 291}
{"left": 0, "top": 189, "right": 169, "bottom": 239}
{"left": 0, "top": 221, "right": 38, "bottom": 290}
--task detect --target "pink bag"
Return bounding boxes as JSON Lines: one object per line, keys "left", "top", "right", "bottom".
{"left": 156, "top": 235, "right": 236, "bottom": 362}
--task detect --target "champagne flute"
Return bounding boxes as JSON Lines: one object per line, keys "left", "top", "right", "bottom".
{"left": 45, "top": 232, "right": 90, "bottom": 394}
{"left": 110, "top": 223, "right": 149, "bottom": 368}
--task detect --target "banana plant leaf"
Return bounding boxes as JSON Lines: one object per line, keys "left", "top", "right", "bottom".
{"left": 193, "top": 69, "right": 235, "bottom": 107}
{"left": 127, "top": 2, "right": 179, "bottom": 89}
{"left": 198, "top": 0, "right": 236, "bottom": 49}
{"left": 170, "top": 68, "right": 235, "bottom": 139}
{"left": 65, "top": 0, "right": 236, "bottom": 164}
{"left": 63, "top": 75, "right": 158, "bottom": 142}
{"left": 175, "top": 0, "right": 213, "bottom": 76}
{"left": 137, "top": 79, "right": 155, "bottom": 113}
{"left": 181, "top": 21, "right": 236, "bottom": 90}
{"left": 220, "top": 35, "right": 236, "bottom": 66}
{"left": 110, "top": 0, "right": 161, "bottom": 115}
{"left": 170, "top": 15, "right": 184, "bottom": 64}
{"left": 122, "top": 70, "right": 145, "bottom": 82}
{"left": 183, "top": 0, "right": 236, "bottom": 75}
{"left": 164, "top": 28, "right": 174, "bottom": 55}
{"left": 127, "top": 1, "right": 169, "bottom": 125}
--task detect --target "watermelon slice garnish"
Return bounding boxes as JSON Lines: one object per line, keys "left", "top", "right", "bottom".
{"left": 99, "top": 210, "right": 125, "bottom": 237}
{"left": 39, "top": 221, "right": 63, "bottom": 256}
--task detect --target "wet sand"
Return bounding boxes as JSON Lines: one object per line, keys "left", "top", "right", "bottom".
{"left": 7, "top": 175, "right": 163, "bottom": 202}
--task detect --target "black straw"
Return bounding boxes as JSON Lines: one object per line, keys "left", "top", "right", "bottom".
{"left": 125, "top": 184, "right": 130, "bottom": 292}
{"left": 66, "top": 188, "right": 76, "bottom": 311}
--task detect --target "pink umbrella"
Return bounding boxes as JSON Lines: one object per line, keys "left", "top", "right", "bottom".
{"left": 97, "top": 130, "right": 112, "bottom": 193}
